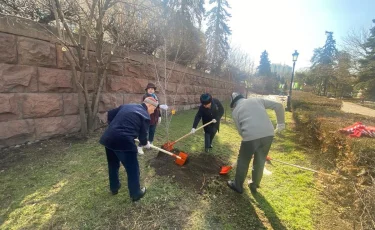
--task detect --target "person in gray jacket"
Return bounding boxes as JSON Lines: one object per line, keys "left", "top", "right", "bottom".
{"left": 227, "top": 92, "right": 285, "bottom": 194}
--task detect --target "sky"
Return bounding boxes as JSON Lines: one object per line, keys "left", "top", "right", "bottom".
{"left": 226, "top": 0, "right": 375, "bottom": 70}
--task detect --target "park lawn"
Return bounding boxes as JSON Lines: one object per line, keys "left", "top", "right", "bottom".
{"left": 0, "top": 105, "right": 344, "bottom": 229}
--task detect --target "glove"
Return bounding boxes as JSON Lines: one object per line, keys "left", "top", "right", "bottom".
{"left": 159, "top": 104, "right": 168, "bottom": 110}
{"left": 212, "top": 119, "right": 217, "bottom": 123}
{"left": 158, "top": 117, "right": 161, "bottom": 124}
{"left": 137, "top": 146, "right": 144, "bottom": 155}
{"left": 190, "top": 128, "right": 196, "bottom": 134}
{"left": 275, "top": 124, "right": 285, "bottom": 133}
{"left": 145, "top": 141, "right": 151, "bottom": 149}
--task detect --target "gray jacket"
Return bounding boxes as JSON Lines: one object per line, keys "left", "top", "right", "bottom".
{"left": 232, "top": 98, "right": 285, "bottom": 141}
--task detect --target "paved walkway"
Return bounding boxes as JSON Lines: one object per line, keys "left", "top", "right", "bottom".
{"left": 342, "top": 101, "right": 375, "bottom": 117}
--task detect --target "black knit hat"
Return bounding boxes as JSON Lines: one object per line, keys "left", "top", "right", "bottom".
{"left": 200, "top": 93, "right": 212, "bottom": 105}
{"left": 145, "top": 83, "right": 156, "bottom": 91}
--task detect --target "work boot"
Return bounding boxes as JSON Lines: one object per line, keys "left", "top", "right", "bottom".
{"left": 227, "top": 180, "right": 243, "bottom": 194}
{"left": 248, "top": 182, "right": 258, "bottom": 194}
{"left": 132, "top": 187, "right": 147, "bottom": 202}
{"left": 111, "top": 183, "right": 121, "bottom": 195}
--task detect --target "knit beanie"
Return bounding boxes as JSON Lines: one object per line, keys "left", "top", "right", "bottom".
{"left": 143, "top": 97, "right": 159, "bottom": 107}
{"left": 200, "top": 93, "right": 212, "bottom": 105}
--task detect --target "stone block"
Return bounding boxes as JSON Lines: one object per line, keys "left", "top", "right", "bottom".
{"left": 99, "top": 93, "right": 124, "bottom": 112}
{"left": 35, "top": 115, "right": 80, "bottom": 139}
{"left": 63, "top": 93, "right": 79, "bottom": 115}
{"left": 108, "top": 76, "right": 144, "bottom": 93}
{"left": 22, "top": 93, "right": 63, "bottom": 118}
{"left": 0, "top": 33, "right": 17, "bottom": 64}
{"left": 0, "top": 64, "right": 38, "bottom": 92}
{"left": 38, "top": 68, "right": 73, "bottom": 92}
{"left": 18, "top": 37, "right": 56, "bottom": 67}
{"left": 0, "top": 119, "right": 35, "bottom": 148}
{"left": 0, "top": 93, "right": 21, "bottom": 122}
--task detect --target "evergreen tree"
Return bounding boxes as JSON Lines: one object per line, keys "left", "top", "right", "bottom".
{"left": 205, "top": 0, "right": 232, "bottom": 74}
{"left": 310, "top": 31, "right": 338, "bottom": 95}
{"left": 358, "top": 19, "right": 375, "bottom": 99}
{"left": 161, "top": 0, "right": 206, "bottom": 65}
{"left": 257, "top": 50, "right": 272, "bottom": 77}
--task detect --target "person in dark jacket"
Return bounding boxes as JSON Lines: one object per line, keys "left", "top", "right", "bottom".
{"left": 99, "top": 97, "right": 158, "bottom": 202}
{"left": 191, "top": 93, "right": 224, "bottom": 152}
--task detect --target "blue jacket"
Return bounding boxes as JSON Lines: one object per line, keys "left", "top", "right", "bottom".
{"left": 100, "top": 104, "right": 150, "bottom": 151}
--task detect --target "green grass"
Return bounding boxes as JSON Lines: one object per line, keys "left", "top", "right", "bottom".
{"left": 0, "top": 104, "right": 345, "bottom": 229}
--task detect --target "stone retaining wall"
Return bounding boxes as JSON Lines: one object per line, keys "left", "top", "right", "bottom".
{"left": 0, "top": 16, "right": 238, "bottom": 148}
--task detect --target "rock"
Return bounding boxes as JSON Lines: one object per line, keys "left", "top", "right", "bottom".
{"left": 22, "top": 93, "right": 63, "bottom": 118}
{"left": 35, "top": 115, "right": 80, "bottom": 139}
{"left": 0, "top": 64, "right": 38, "bottom": 93}
{"left": 123, "top": 61, "right": 141, "bottom": 77}
{"left": 99, "top": 93, "right": 124, "bottom": 112}
{"left": 63, "top": 93, "right": 79, "bottom": 115}
{"left": 107, "top": 76, "right": 144, "bottom": 93}
{"left": 15, "top": 145, "right": 21, "bottom": 148}
{"left": 0, "top": 93, "right": 21, "bottom": 122}
{"left": 0, "top": 33, "right": 17, "bottom": 64}
{"left": 18, "top": 37, "right": 56, "bottom": 67}
{"left": 0, "top": 119, "right": 35, "bottom": 148}
{"left": 165, "top": 83, "right": 177, "bottom": 94}
{"left": 38, "top": 68, "right": 73, "bottom": 92}
{"left": 77, "top": 72, "right": 98, "bottom": 92}
{"left": 108, "top": 57, "right": 126, "bottom": 76}
{"left": 140, "top": 65, "right": 155, "bottom": 80}
{"left": 124, "top": 94, "right": 142, "bottom": 104}
{"left": 56, "top": 45, "right": 77, "bottom": 69}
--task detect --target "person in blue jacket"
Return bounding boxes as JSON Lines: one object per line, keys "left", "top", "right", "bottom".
{"left": 99, "top": 97, "right": 158, "bottom": 202}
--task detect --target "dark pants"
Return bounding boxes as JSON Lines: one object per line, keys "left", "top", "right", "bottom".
{"left": 148, "top": 125, "right": 157, "bottom": 143}
{"left": 204, "top": 124, "right": 218, "bottom": 149}
{"left": 105, "top": 147, "right": 142, "bottom": 199}
{"left": 234, "top": 136, "right": 274, "bottom": 192}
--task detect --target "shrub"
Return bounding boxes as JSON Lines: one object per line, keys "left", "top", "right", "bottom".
{"left": 292, "top": 92, "right": 375, "bottom": 228}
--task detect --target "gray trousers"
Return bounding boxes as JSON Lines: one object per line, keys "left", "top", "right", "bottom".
{"left": 234, "top": 136, "right": 274, "bottom": 192}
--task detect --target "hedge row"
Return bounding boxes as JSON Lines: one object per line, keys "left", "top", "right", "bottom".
{"left": 292, "top": 91, "right": 375, "bottom": 229}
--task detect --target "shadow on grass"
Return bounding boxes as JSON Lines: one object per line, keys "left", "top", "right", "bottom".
{"left": 254, "top": 193, "right": 287, "bottom": 230}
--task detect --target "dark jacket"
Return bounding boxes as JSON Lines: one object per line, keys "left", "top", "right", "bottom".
{"left": 100, "top": 104, "right": 150, "bottom": 151}
{"left": 142, "top": 94, "right": 161, "bottom": 126}
{"left": 193, "top": 98, "right": 224, "bottom": 133}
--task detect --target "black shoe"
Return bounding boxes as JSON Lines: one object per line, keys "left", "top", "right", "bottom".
{"left": 227, "top": 180, "right": 243, "bottom": 194}
{"left": 209, "top": 144, "right": 213, "bottom": 148}
{"left": 249, "top": 183, "right": 257, "bottom": 194}
{"left": 111, "top": 183, "right": 121, "bottom": 195}
{"left": 205, "top": 148, "right": 210, "bottom": 153}
{"left": 132, "top": 187, "right": 146, "bottom": 202}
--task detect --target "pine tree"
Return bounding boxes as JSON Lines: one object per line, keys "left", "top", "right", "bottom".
{"left": 161, "top": 0, "right": 205, "bottom": 65}
{"left": 358, "top": 19, "right": 375, "bottom": 99}
{"left": 257, "top": 50, "right": 272, "bottom": 77}
{"left": 310, "top": 31, "right": 338, "bottom": 95}
{"left": 205, "top": 0, "right": 232, "bottom": 74}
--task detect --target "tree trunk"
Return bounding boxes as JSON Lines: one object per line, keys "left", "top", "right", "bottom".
{"left": 323, "top": 77, "right": 328, "bottom": 96}
{"left": 334, "top": 84, "right": 338, "bottom": 98}
{"left": 78, "top": 88, "right": 88, "bottom": 135}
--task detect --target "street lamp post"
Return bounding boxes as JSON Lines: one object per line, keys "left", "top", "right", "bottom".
{"left": 286, "top": 50, "right": 299, "bottom": 111}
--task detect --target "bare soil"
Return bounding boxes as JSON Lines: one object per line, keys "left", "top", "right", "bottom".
{"left": 149, "top": 148, "right": 229, "bottom": 192}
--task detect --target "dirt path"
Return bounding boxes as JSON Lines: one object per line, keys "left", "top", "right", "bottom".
{"left": 342, "top": 101, "right": 375, "bottom": 117}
